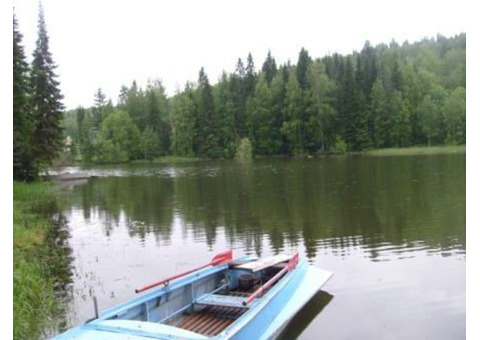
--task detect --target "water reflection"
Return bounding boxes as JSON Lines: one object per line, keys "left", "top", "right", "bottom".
{"left": 66, "top": 155, "right": 465, "bottom": 260}
{"left": 35, "top": 201, "right": 74, "bottom": 338}
{"left": 56, "top": 154, "right": 465, "bottom": 339}
{"left": 279, "top": 291, "right": 334, "bottom": 340}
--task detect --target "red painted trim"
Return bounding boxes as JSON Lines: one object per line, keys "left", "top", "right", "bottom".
{"left": 135, "top": 250, "right": 233, "bottom": 293}
{"left": 243, "top": 253, "right": 299, "bottom": 306}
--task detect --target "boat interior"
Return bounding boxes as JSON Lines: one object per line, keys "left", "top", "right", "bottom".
{"left": 105, "top": 255, "right": 293, "bottom": 337}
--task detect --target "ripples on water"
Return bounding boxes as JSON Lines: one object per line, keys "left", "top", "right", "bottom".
{"left": 51, "top": 155, "right": 465, "bottom": 339}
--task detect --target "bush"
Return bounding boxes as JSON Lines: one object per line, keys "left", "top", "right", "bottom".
{"left": 234, "top": 138, "right": 253, "bottom": 162}
{"left": 332, "top": 135, "right": 348, "bottom": 154}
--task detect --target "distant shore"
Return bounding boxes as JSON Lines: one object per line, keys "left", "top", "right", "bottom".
{"left": 363, "top": 145, "right": 466, "bottom": 156}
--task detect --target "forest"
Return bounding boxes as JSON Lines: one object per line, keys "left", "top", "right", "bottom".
{"left": 62, "top": 34, "right": 466, "bottom": 164}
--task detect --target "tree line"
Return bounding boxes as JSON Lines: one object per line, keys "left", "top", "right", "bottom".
{"left": 63, "top": 34, "right": 465, "bottom": 164}
{"left": 13, "top": 7, "right": 64, "bottom": 181}
{"left": 14, "top": 6, "right": 465, "bottom": 173}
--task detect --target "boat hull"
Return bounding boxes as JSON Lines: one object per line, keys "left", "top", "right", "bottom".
{"left": 216, "top": 259, "right": 332, "bottom": 339}
{"left": 53, "top": 256, "right": 332, "bottom": 339}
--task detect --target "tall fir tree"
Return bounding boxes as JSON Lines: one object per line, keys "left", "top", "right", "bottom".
{"left": 214, "top": 73, "right": 237, "bottom": 158}
{"left": 30, "top": 4, "right": 65, "bottom": 170}
{"left": 296, "top": 48, "right": 312, "bottom": 91}
{"left": 245, "top": 52, "right": 257, "bottom": 98}
{"left": 261, "top": 50, "right": 277, "bottom": 85}
{"left": 232, "top": 58, "right": 247, "bottom": 137}
{"left": 13, "top": 14, "right": 35, "bottom": 180}
{"left": 92, "top": 88, "right": 106, "bottom": 131}
{"left": 194, "top": 68, "right": 221, "bottom": 158}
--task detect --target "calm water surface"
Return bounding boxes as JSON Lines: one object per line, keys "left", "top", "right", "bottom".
{"left": 52, "top": 154, "right": 466, "bottom": 339}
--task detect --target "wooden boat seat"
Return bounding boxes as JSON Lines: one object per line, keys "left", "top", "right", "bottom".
{"left": 234, "top": 254, "right": 292, "bottom": 272}
{"left": 196, "top": 293, "right": 254, "bottom": 309}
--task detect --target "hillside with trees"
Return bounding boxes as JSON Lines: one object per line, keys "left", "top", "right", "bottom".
{"left": 63, "top": 34, "right": 466, "bottom": 163}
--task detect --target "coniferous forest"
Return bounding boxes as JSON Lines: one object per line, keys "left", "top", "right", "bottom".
{"left": 14, "top": 8, "right": 64, "bottom": 181}
{"left": 63, "top": 34, "right": 465, "bottom": 164}
{"left": 15, "top": 5, "right": 466, "bottom": 171}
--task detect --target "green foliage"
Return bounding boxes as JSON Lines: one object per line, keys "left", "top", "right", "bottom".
{"left": 214, "top": 74, "right": 238, "bottom": 158}
{"left": 93, "top": 110, "right": 141, "bottom": 163}
{"left": 246, "top": 74, "right": 281, "bottom": 155}
{"left": 141, "top": 126, "right": 160, "bottom": 160}
{"left": 234, "top": 138, "right": 253, "bottom": 162}
{"left": 417, "top": 95, "right": 440, "bottom": 146}
{"left": 13, "top": 181, "right": 60, "bottom": 339}
{"left": 170, "top": 84, "right": 196, "bottom": 156}
{"left": 304, "top": 60, "right": 337, "bottom": 152}
{"left": 13, "top": 14, "right": 36, "bottom": 181}
{"left": 281, "top": 70, "right": 304, "bottom": 154}
{"left": 262, "top": 50, "right": 277, "bottom": 85}
{"left": 389, "top": 91, "right": 412, "bottom": 147}
{"left": 194, "top": 67, "right": 222, "bottom": 158}
{"left": 30, "top": 4, "right": 64, "bottom": 170}
{"left": 13, "top": 6, "right": 64, "bottom": 179}
{"left": 51, "top": 34, "right": 466, "bottom": 164}
{"left": 443, "top": 87, "right": 466, "bottom": 145}
{"left": 332, "top": 135, "right": 348, "bottom": 153}
{"left": 145, "top": 80, "right": 170, "bottom": 155}
{"left": 297, "top": 48, "right": 312, "bottom": 90}
{"left": 371, "top": 79, "right": 390, "bottom": 147}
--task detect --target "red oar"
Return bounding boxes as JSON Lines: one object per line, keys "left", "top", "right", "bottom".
{"left": 243, "top": 253, "right": 299, "bottom": 306}
{"left": 135, "top": 250, "right": 233, "bottom": 293}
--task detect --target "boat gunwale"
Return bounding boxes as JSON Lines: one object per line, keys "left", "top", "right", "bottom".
{"left": 215, "top": 258, "right": 310, "bottom": 339}
{"left": 96, "top": 255, "right": 252, "bottom": 321}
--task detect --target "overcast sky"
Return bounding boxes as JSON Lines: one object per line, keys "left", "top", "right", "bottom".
{"left": 13, "top": 0, "right": 466, "bottom": 110}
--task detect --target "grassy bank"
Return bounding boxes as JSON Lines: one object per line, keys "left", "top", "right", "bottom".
{"left": 142, "top": 156, "right": 204, "bottom": 164}
{"left": 13, "top": 181, "right": 60, "bottom": 339}
{"left": 364, "top": 145, "right": 466, "bottom": 156}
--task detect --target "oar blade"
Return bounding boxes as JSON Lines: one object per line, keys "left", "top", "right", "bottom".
{"left": 211, "top": 249, "right": 233, "bottom": 265}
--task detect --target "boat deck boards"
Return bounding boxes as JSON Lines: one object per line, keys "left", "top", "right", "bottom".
{"left": 171, "top": 292, "right": 250, "bottom": 336}
{"left": 175, "top": 305, "right": 246, "bottom": 336}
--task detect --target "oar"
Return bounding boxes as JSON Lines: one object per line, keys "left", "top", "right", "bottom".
{"left": 135, "top": 250, "right": 233, "bottom": 293}
{"left": 243, "top": 253, "right": 299, "bottom": 306}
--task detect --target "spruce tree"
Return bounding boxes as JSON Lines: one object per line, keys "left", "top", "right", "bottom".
{"left": 296, "top": 48, "right": 312, "bottom": 91}
{"left": 261, "top": 50, "right": 277, "bottom": 85}
{"left": 195, "top": 68, "right": 221, "bottom": 158}
{"left": 30, "top": 4, "right": 64, "bottom": 169}
{"left": 232, "top": 58, "right": 247, "bottom": 137}
{"left": 92, "top": 88, "right": 106, "bottom": 131}
{"left": 214, "top": 73, "right": 237, "bottom": 158}
{"left": 245, "top": 52, "right": 257, "bottom": 98}
{"left": 13, "top": 14, "right": 35, "bottom": 181}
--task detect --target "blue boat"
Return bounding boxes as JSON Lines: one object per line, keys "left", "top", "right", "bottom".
{"left": 54, "top": 250, "right": 333, "bottom": 339}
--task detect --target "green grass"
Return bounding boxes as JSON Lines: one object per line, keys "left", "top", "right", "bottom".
{"left": 151, "top": 156, "right": 204, "bottom": 163}
{"left": 13, "top": 181, "right": 59, "bottom": 339}
{"left": 364, "top": 145, "right": 466, "bottom": 156}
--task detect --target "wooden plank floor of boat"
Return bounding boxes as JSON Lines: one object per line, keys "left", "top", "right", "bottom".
{"left": 175, "top": 304, "right": 246, "bottom": 336}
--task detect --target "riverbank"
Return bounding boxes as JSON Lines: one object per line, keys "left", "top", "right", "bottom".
{"left": 363, "top": 145, "right": 466, "bottom": 156}
{"left": 13, "top": 181, "right": 60, "bottom": 339}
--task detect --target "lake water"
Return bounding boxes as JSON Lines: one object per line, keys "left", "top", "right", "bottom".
{"left": 51, "top": 154, "right": 466, "bottom": 339}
